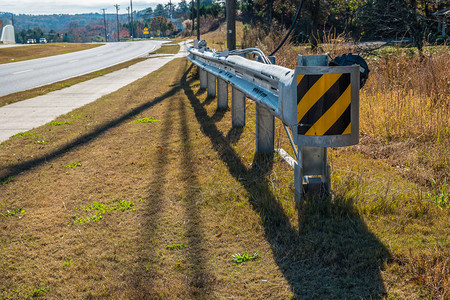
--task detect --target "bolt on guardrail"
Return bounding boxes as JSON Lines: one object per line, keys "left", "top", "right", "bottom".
{"left": 187, "top": 41, "right": 365, "bottom": 202}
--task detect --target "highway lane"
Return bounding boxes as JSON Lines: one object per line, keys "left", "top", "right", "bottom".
{"left": 0, "top": 40, "right": 165, "bottom": 97}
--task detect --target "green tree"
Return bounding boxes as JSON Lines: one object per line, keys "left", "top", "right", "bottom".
{"left": 154, "top": 4, "right": 168, "bottom": 18}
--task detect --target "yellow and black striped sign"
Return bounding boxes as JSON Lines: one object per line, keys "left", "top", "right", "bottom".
{"left": 297, "top": 73, "right": 351, "bottom": 136}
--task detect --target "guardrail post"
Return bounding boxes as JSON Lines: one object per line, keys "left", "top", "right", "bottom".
{"left": 199, "top": 68, "right": 207, "bottom": 89}
{"left": 217, "top": 78, "right": 228, "bottom": 109}
{"left": 256, "top": 104, "right": 274, "bottom": 153}
{"left": 207, "top": 72, "right": 216, "bottom": 97}
{"left": 231, "top": 88, "right": 245, "bottom": 127}
{"left": 295, "top": 54, "right": 331, "bottom": 202}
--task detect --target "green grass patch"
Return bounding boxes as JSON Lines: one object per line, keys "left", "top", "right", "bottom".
{"left": 427, "top": 179, "right": 449, "bottom": 210}
{"left": 28, "top": 284, "right": 50, "bottom": 297}
{"left": 50, "top": 121, "right": 72, "bottom": 126}
{"left": 72, "top": 199, "right": 137, "bottom": 224}
{"left": 0, "top": 175, "right": 16, "bottom": 185}
{"left": 232, "top": 251, "right": 259, "bottom": 265}
{"left": 13, "top": 131, "right": 36, "bottom": 139}
{"left": 166, "top": 243, "right": 186, "bottom": 250}
{"left": 131, "top": 117, "right": 158, "bottom": 124}
{"left": 5, "top": 208, "right": 25, "bottom": 216}
{"left": 62, "top": 162, "right": 82, "bottom": 168}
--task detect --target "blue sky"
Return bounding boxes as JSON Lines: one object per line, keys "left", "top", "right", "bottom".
{"left": 0, "top": 0, "right": 172, "bottom": 15}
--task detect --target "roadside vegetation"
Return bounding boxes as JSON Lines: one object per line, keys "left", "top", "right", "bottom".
{"left": 0, "top": 43, "right": 102, "bottom": 64}
{"left": 1, "top": 29, "right": 449, "bottom": 297}
{"left": 0, "top": 7, "right": 448, "bottom": 296}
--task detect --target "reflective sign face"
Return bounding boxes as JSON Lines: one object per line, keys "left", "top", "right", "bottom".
{"left": 297, "top": 73, "right": 351, "bottom": 136}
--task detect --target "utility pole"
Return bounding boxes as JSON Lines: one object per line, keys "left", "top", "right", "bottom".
{"left": 191, "top": 0, "right": 194, "bottom": 36}
{"left": 169, "top": 0, "right": 173, "bottom": 20}
{"left": 114, "top": 4, "right": 120, "bottom": 42}
{"left": 11, "top": 13, "right": 14, "bottom": 27}
{"left": 101, "top": 9, "right": 108, "bottom": 42}
{"left": 226, "top": 0, "right": 236, "bottom": 50}
{"left": 126, "top": 6, "right": 131, "bottom": 38}
{"left": 196, "top": 0, "right": 200, "bottom": 40}
{"left": 130, "top": 0, "right": 133, "bottom": 39}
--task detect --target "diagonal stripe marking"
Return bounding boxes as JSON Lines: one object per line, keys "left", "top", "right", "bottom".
{"left": 342, "top": 123, "right": 351, "bottom": 135}
{"left": 305, "top": 84, "right": 351, "bottom": 135}
{"left": 297, "top": 74, "right": 304, "bottom": 86}
{"left": 297, "top": 73, "right": 342, "bottom": 122}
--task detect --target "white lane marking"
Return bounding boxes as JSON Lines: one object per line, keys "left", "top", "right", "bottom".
{"left": 12, "top": 69, "right": 33, "bottom": 75}
{"left": 69, "top": 59, "right": 79, "bottom": 63}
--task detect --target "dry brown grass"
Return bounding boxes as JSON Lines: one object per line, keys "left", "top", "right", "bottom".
{"left": 0, "top": 43, "right": 102, "bottom": 64}
{"left": 357, "top": 46, "right": 450, "bottom": 187}
{"left": 0, "top": 55, "right": 448, "bottom": 299}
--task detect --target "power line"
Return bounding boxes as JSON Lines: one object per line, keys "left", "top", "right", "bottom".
{"left": 269, "top": 0, "right": 304, "bottom": 56}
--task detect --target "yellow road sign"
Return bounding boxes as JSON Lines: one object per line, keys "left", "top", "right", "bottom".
{"left": 297, "top": 73, "right": 351, "bottom": 136}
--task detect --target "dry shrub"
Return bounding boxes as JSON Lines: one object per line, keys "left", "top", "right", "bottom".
{"left": 241, "top": 23, "right": 302, "bottom": 69}
{"left": 310, "top": 27, "right": 358, "bottom": 59}
{"left": 359, "top": 47, "right": 450, "bottom": 185}
{"left": 182, "top": 19, "right": 193, "bottom": 36}
{"left": 200, "top": 15, "right": 222, "bottom": 35}
{"left": 241, "top": 25, "right": 357, "bottom": 69}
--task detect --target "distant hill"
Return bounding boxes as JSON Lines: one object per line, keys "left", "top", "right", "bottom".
{"left": 0, "top": 12, "right": 132, "bottom": 32}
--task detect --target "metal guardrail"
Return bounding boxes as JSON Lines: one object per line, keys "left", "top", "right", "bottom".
{"left": 187, "top": 42, "right": 362, "bottom": 201}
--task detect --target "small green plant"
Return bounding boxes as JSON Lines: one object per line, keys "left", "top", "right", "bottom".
{"left": 50, "top": 121, "right": 72, "bottom": 126}
{"left": 28, "top": 284, "right": 49, "bottom": 297}
{"left": 63, "top": 258, "right": 73, "bottom": 267}
{"left": 5, "top": 208, "right": 25, "bottom": 216}
{"left": 72, "top": 199, "right": 136, "bottom": 224}
{"left": 13, "top": 131, "right": 35, "bottom": 139}
{"left": 232, "top": 251, "right": 259, "bottom": 265}
{"left": 427, "top": 180, "right": 449, "bottom": 210}
{"left": 34, "top": 140, "right": 47, "bottom": 144}
{"left": 166, "top": 243, "right": 186, "bottom": 250}
{"left": 74, "top": 213, "right": 103, "bottom": 224}
{"left": 0, "top": 175, "right": 15, "bottom": 185}
{"left": 132, "top": 117, "right": 158, "bottom": 124}
{"left": 58, "top": 83, "right": 71, "bottom": 88}
{"left": 62, "top": 162, "right": 82, "bottom": 168}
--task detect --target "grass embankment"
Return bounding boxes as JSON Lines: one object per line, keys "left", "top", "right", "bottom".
{"left": 0, "top": 43, "right": 102, "bottom": 64}
{"left": 1, "top": 56, "right": 448, "bottom": 298}
{"left": 152, "top": 43, "right": 181, "bottom": 54}
{"left": 0, "top": 42, "right": 181, "bottom": 108}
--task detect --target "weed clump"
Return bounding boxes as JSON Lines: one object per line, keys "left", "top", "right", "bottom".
{"left": 132, "top": 117, "right": 158, "bottom": 124}
{"left": 72, "top": 199, "right": 137, "bottom": 224}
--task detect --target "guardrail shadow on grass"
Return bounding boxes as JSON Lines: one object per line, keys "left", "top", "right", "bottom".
{"left": 182, "top": 65, "right": 391, "bottom": 299}
{"left": 0, "top": 80, "right": 182, "bottom": 184}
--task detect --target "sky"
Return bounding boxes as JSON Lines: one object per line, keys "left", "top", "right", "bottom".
{"left": 0, "top": 0, "right": 173, "bottom": 15}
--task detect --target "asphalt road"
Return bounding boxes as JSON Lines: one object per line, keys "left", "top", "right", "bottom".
{"left": 0, "top": 40, "right": 165, "bottom": 97}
